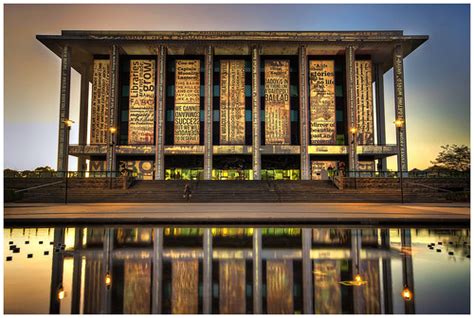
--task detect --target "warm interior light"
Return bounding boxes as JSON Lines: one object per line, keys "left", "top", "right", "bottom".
{"left": 401, "top": 286, "right": 413, "bottom": 301}
{"left": 105, "top": 272, "right": 112, "bottom": 288}
{"left": 394, "top": 119, "right": 404, "bottom": 128}
{"left": 109, "top": 127, "right": 117, "bottom": 134}
{"left": 57, "top": 286, "right": 65, "bottom": 300}
{"left": 63, "top": 119, "right": 74, "bottom": 127}
{"left": 350, "top": 127, "right": 357, "bottom": 135}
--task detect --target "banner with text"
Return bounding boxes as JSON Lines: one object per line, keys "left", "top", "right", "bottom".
{"left": 128, "top": 60, "right": 156, "bottom": 144}
{"left": 174, "top": 60, "right": 201, "bottom": 145}
{"left": 356, "top": 60, "right": 374, "bottom": 145}
{"left": 90, "top": 60, "right": 110, "bottom": 144}
{"left": 220, "top": 60, "right": 246, "bottom": 145}
{"left": 265, "top": 60, "right": 291, "bottom": 145}
{"left": 311, "top": 161, "right": 337, "bottom": 180}
{"left": 309, "top": 60, "right": 336, "bottom": 144}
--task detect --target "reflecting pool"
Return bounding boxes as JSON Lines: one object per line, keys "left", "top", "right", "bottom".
{"left": 3, "top": 226, "right": 470, "bottom": 314}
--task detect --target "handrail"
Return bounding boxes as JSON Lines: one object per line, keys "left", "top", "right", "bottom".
{"left": 342, "top": 170, "right": 470, "bottom": 178}
{"left": 14, "top": 181, "right": 64, "bottom": 193}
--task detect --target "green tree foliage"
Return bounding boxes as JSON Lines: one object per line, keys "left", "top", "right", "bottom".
{"left": 430, "top": 144, "right": 470, "bottom": 172}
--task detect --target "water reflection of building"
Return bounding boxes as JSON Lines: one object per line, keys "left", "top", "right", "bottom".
{"left": 49, "top": 226, "right": 415, "bottom": 314}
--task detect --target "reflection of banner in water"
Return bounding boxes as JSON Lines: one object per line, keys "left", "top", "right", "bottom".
{"left": 309, "top": 60, "right": 336, "bottom": 144}
{"left": 311, "top": 161, "right": 336, "bottom": 180}
{"left": 123, "top": 261, "right": 151, "bottom": 314}
{"left": 90, "top": 60, "right": 110, "bottom": 144}
{"left": 172, "top": 260, "right": 199, "bottom": 314}
{"left": 312, "top": 229, "right": 350, "bottom": 244}
{"left": 129, "top": 60, "right": 156, "bottom": 144}
{"left": 83, "top": 259, "right": 102, "bottom": 313}
{"left": 265, "top": 60, "right": 291, "bottom": 145}
{"left": 266, "top": 260, "right": 294, "bottom": 314}
{"left": 220, "top": 60, "right": 246, "bottom": 145}
{"left": 359, "top": 260, "right": 381, "bottom": 313}
{"left": 174, "top": 60, "right": 201, "bottom": 145}
{"left": 356, "top": 61, "right": 374, "bottom": 145}
{"left": 313, "top": 261, "right": 342, "bottom": 314}
{"left": 219, "top": 260, "right": 246, "bottom": 313}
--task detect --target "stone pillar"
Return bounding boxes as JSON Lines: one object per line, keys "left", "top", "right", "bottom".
{"left": 71, "top": 227, "right": 83, "bottom": 314}
{"left": 401, "top": 228, "right": 415, "bottom": 314}
{"left": 78, "top": 64, "right": 90, "bottom": 172}
{"left": 374, "top": 63, "right": 387, "bottom": 171}
{"left": 203, "top": 228, "right": 213, "bottom": 313}
{"left": 155, "top": 46, "right": 167, "bottom": 180}
{"left": 152, "top": 228, "right": 164, "bottom": 313}
{"left": 299, "top": 46, "right": 310, "bottom": 180}
{"left": 302, "top": 228, "right": 313, "bottom": 313}
{"left": 57, "top": 46, "right": 72, "bottom": 172}
{"left": 252, "top": 47, "right": 262, "bottom": 180}
{"left": 393, "top": 44, "right": 408, "bottom": 172}
{"left": 253, "top": 228, "right": 262, "bottom": 313}
{"left": 106, "top": 45, "right": 120, "bottom": 174}
{"left": 204, "top": 46, "right": 214, "bottom": 180}
{"left": 101, "top": 228, "right": 114, "bottom": 314}
{"left": 345, "top": 46, "right": 358, "bottom": 174}
{"left": 49, "top": 227, "right": 65, "bottom": 314}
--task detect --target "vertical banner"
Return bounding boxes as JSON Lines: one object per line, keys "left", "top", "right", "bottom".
{"left": 266, "top": 260, "right": 294, "bottom": 314}
{"left": 220, "top": 60, "right": 246, "bottom": 144}
{"left": 311, "top": 161, "right": 337, "bottom": 180}
{"left": 128, "top": 60, "right": 156, "bottom": 144}
{"left": 356, "top": 60, "right": 374, "bottom": 145}
{"left": 123, "top": 261, "right": 151, "bottom": 314}
{"left": 172, "top": 260, "right": 199, "bottom": 314}
{"left": 219, "top": 260, "right": 246, "bottom": 314}
{"left": 174, "top": 60, "right": 201, "bottom": 145}
{"left": 314, "top": 261, "right": 342, "bottom": 314}
{"left": 264, "top": 60, "right": 291, "bottom": 145}
{"left": 90, "top": 60, "right": 110, "bottom": 144}
{"left": 309, "top": 61, "right": 336, "bottom": 144}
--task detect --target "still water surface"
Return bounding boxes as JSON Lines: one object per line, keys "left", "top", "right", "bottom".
{"left": 3, "top": 226, "right": 470, "bottom": 314}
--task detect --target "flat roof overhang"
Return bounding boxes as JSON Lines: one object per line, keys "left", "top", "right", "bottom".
{"left": 36, "top": 30, "right": 428, "bottom": 76}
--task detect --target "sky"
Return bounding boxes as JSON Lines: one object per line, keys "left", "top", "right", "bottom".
{"left": 4, "top": 4, "right": 470, "bottom": 170}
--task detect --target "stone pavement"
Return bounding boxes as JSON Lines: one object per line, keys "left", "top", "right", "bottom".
{"left": 4, "top": 202, "right": 470, "bottom": 225}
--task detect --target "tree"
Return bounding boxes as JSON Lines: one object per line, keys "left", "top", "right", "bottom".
{"left": 430, "top": 144, "right": 470, "bottom": 172}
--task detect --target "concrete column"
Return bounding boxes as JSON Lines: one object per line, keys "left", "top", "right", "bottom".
{"left": 204, "top": 46, "right": 214, "bottom": 180}
{"left": 401, "top": 228, "right": 415, "bottom": 314}
{"left": 302, "top": 228, "right": 313, "bottom": 313}
{"left": 57, "top": 46, "right": 72, "bottom": 172}
{"left": 152, "top": 228, "right": 164, "bottom": 313}
{"left": 49, "top": 227, "right": 66, "bottom": 314}
{"left": 380, "top": 229, "right": 393, "bottom": 313}
{"left": 374, "top": 63, "right": 387, "bottom": 171}
{"left": 393, "top": 44, "right": 408, "bottom": 172}
{"left": 100, "top": 229, "right": 114, "bottom": 314}
{"left": 203, "top": 228, "right": 213, "bottom": 313}
{"left": 155, "top": 46, "right": 167, "bottom": 180}
{"left": 252, "top": 47, "right": 262, "bottom": 180}
{"left": 253, "top": 228, "right": 262, "bottom": 313}
{"left": 345, "top": 46, "right": 358, "bottom": 173}
{"left": 299, "top": 46, "right": 310, "bottom": 180}
{"left": 71, "top": 227, "right": 84, "bottom": 314}
{"left": 106, "top": 45, "right": 120, "bottom": 174}
{"left": 78, "top": 64, "right": 90, "bottom": 172}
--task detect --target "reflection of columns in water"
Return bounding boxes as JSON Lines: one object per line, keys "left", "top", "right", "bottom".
{"left": 100, "top": 228, "right": 114, "bottom": 314}
{"left": 302, "top": 228, "right": 313, "bottom": 313}
{"left": 203, "top": 228, "right": 212, "bottom": 313}
{"left": 253, "top": 228, "right": 262, "bottom": 313}
{"left": 71, "top": 228, "right": 84, "bottom": 314}
{"left": 351, "top": 229, "right": 362, "bottom": 314}
{"left": 380, "top": 229, "right": 393, "bottom": 313}
{"left": 401, "top": 228, "right": 415, "bottom": 314}
{"left": 152, "top": 228, "right": 164, "bottom": 313}
{"left": 49, "top": 227, "right": 66, "bottom": 314}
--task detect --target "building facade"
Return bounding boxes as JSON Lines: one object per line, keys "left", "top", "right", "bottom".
{"left": 37, "top": 31, "right": 428, "bottom": 180}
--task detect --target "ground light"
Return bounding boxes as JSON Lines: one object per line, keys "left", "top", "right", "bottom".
{"left": 57, "top": 285, "right": 65, "bottom": 300}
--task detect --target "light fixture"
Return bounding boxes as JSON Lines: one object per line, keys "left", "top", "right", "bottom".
{"left": 105, "top": 272, "right": 112, "bottom": 288}
{"left": 57, "top": 285, "right": 65, "bottom": 300}
{"left": 350, "top": 127, "right": 357, "bottom": 135}
{"left": 401, "top": 285, "right": 413, "bottom": 301}
{"left": 109, "top": 127, "right": 117, "bottom": 134}
{"left": 394, "top": 119, "right": 404, "bottom": 128}
{"left": 63, "top": 119, "right": 74, "bottom": 127}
